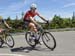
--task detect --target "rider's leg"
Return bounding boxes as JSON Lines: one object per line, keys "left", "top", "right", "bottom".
{"left": 29, "top": 22, "right": 37, "bottom": 32}
{"left": 28, "top": 22, "right": 41, "bottom": 44}
{"left": 0, "top": 28, "right": 5, "bottom": 40}
{"left": 0, "top": 28, "right": 3, "bottom": 33}
{"left": 29, "top": 22, "right": 38, "bottom": 39}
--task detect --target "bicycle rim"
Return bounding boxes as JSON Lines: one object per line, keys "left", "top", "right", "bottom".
{"left": 42, "top": 32, "right": 56, "bottom": 50}
{"left": 25, "top": 32, "right": 36, "bottom": 48}
{"left": 5, "top": 34, "right": 14, "bottom": 48}
{"left": 0, "top": 37, "right": 3, "bottom": 47}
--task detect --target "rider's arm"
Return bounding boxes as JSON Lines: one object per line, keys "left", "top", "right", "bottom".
{"left": 29, "top": 16, "right": 39, "bottom": 26}
{"left": 4, "top": 21, "right": 11, "bottom": 29}
{"left": 38, "top": 14, "right": 47, "bottom": 22}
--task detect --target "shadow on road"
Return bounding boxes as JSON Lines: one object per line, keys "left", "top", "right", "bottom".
{"left": 10, "top": 46, "right": 50, "bottom": 53}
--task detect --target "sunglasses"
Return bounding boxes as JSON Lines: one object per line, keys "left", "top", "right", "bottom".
{"left": 30, "top": 8, "right": 36, "bottom": 10}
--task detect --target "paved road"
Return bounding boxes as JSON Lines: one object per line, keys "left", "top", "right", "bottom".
{"left": 0, "top": 31, "right": 75, "bottom": 56}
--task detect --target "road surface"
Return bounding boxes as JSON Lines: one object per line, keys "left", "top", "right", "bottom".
{"left": 0, "top": 31, "right": 75, "bottom": 56}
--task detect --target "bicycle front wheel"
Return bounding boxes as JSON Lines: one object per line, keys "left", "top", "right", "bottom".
{"left": 42, "top": 32, "right": 56, "bottom": 50}
{"left": 5, "top": 34, "right": 14, "bottom": 48}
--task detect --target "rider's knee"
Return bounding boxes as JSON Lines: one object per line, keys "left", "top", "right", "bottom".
{"left": 0, "top": 29, "right": 4, "bottom": 33}
{"left": 29, "top": 23, "right": 35, "bottom": 27}
{"left": 29, "top": 23, "right": 37, "bottom": 32}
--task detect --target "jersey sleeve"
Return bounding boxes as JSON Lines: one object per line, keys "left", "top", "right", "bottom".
{"left": 36, "top": 11, "right": 40, "bottom": 16}
{"left": 24, "top": 11, "right": 31, "bottom": 19}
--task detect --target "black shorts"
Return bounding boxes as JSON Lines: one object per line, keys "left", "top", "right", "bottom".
{"left": 24, "top": 20, "right": 31, "bottom": 28}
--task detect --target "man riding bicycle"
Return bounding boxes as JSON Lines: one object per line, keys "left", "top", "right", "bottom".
{"left": 23, "top": 3, "right": 48, "bottom": 33}
{"left": 0, "top": 16, "right": 11, "bottom": 33}
{"left": 23, "top": 4, "right": 56, "bottom": 49}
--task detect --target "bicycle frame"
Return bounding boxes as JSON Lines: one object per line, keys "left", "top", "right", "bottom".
{"left": 34, "top": 27, "right": 45, "bottom": 42}
{"left": 25, "top": 22, "right": 56, "bottom": 50}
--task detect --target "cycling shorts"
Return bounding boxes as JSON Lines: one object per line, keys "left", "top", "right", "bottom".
{"left": 24, "top": 20, "right": 31, "bottom": 28}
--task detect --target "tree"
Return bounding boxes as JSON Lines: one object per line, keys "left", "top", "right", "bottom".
{"left": 63, "top": 18, "right": 71, "bottom": 28}
{"left": 72, "top": 12, "right": 75, "bottom": 27}
{"left": 7, "top": 16, "right": 11, "bottom": 21}
{"left": 50, "top": 15, "right": 63, "bottom": 28}
{"left": 16, "top": 15, "right": 18, "bottom": 20}
{"left": 21, "top": 12, "right": 24, "bottom": 21}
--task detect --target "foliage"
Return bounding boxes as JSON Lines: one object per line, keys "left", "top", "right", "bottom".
{"left": 43, "top": 15, "right": 75, "bottom": 29}
{"left": 0, "top": 13, "right": 75, "bottom": 32}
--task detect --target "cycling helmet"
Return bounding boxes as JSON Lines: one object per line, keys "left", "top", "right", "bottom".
{"left": 30, "top": 3, "right": 37, "bottom": 9}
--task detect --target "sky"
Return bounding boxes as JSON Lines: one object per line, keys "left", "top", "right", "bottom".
{"left": 0, "top": 0, "right": 75, "bottom": 21}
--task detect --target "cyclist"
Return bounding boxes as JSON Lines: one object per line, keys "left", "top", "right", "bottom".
{"left": 23, "top": 3, "right": 48, "bottom": 33}
{"left": 0, "top": 16, "right": 11, "bottom": 33}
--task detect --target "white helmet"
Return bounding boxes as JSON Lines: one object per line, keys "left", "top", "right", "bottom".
{"left": 30, "top": 3, "right": 37, "bottom": 9}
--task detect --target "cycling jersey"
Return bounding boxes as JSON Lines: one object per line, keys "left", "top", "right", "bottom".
{"left": 24, "top": 10, "right": 39, "bottom": 21}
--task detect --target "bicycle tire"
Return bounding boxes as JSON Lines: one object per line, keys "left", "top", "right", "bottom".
{"left": 5, "top": 34, "right": 15, "bottom": 48}
{"left": 0, "top": 37, "right": 3, "bottom": 47}
{"left": 42, "top": 32, "right": 56, "bottom": 50}
{"left": 25, "top": 32, "right": 36, "bottom": 48}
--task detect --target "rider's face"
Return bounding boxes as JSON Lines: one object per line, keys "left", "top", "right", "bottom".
{"left": 30, "top": 8, "right": 36, "bottom": 12}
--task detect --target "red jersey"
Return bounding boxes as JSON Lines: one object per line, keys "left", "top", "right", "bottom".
{"left": 24, "top": 10, "right": 39, "bottom": 21}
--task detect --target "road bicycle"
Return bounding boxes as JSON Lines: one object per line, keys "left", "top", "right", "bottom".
{"left": 0, "top": 29, "right": 15, "bottom": 48}
{"left": 25, "top": 23, "right": 56, "bottom": 51}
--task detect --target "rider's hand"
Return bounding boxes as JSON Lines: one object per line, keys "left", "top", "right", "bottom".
{"left": 46, "top": 20, "right": 49, "bottom": 24}
{"left": 46, "top": 20, "right": 49, "bottom": 25}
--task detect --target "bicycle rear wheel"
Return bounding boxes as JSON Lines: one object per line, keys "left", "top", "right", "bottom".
{"left": 0, "top": 37, "right": 3, "bottom": 47}
{"left": 5, "top": 34, "right": 14, "bottom": 48}
{"left": 25, "top": 32, "right": 36, "bottom": 48}
{"left": 42, "top": 32, "right": 56, "bottom": 50}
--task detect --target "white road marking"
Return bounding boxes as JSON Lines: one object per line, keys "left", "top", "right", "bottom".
{"left": 0, "top": 53, "right": 26, "bottom": 56}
